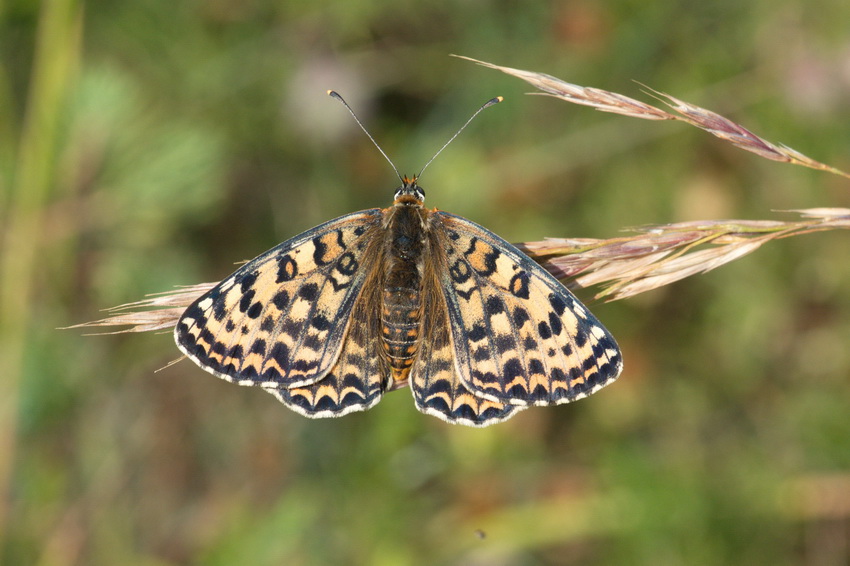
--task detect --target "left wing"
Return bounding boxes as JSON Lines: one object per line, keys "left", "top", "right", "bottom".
{"left": 175, "top": 210, "right": 383, "bottom": 390}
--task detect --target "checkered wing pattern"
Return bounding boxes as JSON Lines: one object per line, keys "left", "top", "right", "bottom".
{"left": 175, "top": 209, "right": 384, "bottom": 392}
{"left": 431, "top": 211, "right": 623, "bottom": 408}
{"left": 267, "top": 274, "right": 388, "bottom": 417}
{"left": 409, "top": 268, "right": 523, "bottom": 426}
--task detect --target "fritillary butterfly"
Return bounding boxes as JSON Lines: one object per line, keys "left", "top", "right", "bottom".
{"left": 174, "top": 96, "right": 623, "bottom": 427}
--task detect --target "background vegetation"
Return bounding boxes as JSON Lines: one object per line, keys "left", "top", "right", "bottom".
{"left": 2, "top": 0, "right": 850, "bottom": 564}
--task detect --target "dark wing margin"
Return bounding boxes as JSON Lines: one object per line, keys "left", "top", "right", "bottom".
{"left": 431, "top": 211, "right": 623, "bottom": 406}
{"left": 175, "top": 209, "right": 384, "bottom": 390}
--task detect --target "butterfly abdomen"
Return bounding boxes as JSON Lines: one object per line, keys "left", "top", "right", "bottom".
{"left": 381, "top": 282, "right": 422, "bottom": 382}
{"left": 381, "top": 202, "right": 427, "bottom": 384}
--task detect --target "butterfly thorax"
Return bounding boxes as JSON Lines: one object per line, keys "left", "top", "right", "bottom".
{"left": 381, "top": 179, "right": 428, "bottom": 384}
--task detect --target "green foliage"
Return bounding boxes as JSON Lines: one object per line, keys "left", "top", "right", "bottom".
{"left": 3, "top": 0, "right": 850, "bottom": 564}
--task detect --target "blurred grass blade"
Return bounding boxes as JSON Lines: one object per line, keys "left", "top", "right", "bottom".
{"left": 0, "top": 0, "right": 83, "bottom": 542}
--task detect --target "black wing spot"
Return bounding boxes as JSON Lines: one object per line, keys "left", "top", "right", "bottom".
{"left": 462, "top": 237, "right": 479, "bottom": 257}
{"left": 529, "top": 358, "right": 544, "bottom": 374}
{"left": 512, "top": 307, "right": 530, "bottom": 328}
{"left": 292, "top": 359, "right": 319, "bottom": 372}
{"left": 239, "top": 364, "right": 258, "bottom": 379}
{"left": 260, "top": 316, "right": 275, "bottom": 332}
{"left": 449, "top": 259, "right": 471, "bottom": 284}
{"left": 299, "top": 283, "right": 319, "bottom": 302}
{"left": 281, "top": 318, "right": 300, "bottom": 338}
{"left": 552, "top": 367, "right": 567, "bottom": 384}
{"left": 311, "top": 314, "right": 331, "bottom": 331}
{"left": 574, "top": 328, "right": 588, "bottom": 348}
{"left": 269, "top": 342, "right": 290, "bottom": 371}
{"left": 509, "top": 272, "right": 530, "bottom": 299}
{"left": 336, "top": 251, "right": 358, "bottom": 276}
{"left": 328, "top": 275, "right": 351, "bottom": 292}
{"left": 239, "top": 271, "right": 258, "bottom": 293}
{"left": 503, "top": 358, "right": 524, "bottom": 380}
{"left": 211, "top": 341, "right": 226, "bottom": 355}
{"left": 239, "top": 290, "right": 255, "bottom": 313}
{"left": 261, "top": 365, "right": 282, "bottom": 381}
{"left": 312, "top": 236, "right": 330, "bottom": 265}
{"left": 476, "top": 249, "right": 500, "bottom": 276}
{"left": 198, "top": 328, "right": 216, "bottom": 348}
{"left": 549, "top": 293, "right": 568, "bottom": 315}
{"left": 276, "top": 254, "right": 298, "bottom": 282}
{"left": 246, "top": 302, "right": 263, "bottom": 319}
{"left": 211, "top": 295, "right": 226, "bottom": 321}
{"left": 494, "top": 334, "right": 515, "bottom": 354}
{"left": 548, "top": 311, "right": 563, "bottom": 336}
{"left": 272, "top": 290, "right": 289, "bottom": 310}
{"left": 472, "top": 346, "right": 491, "bottom": 361}
{"left": 485, "top": 295, "right": 505, "bottom": 316}
{"left": 468, "top": 323, "right": 487, "bottom": 342}
{"left": 456, "top": 287, "right": 474, "bottom": 301}
{"left": 302, "top": 333, "right": 323, "bottom": 352}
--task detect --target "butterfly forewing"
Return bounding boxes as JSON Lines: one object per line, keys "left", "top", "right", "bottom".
{"left": 175, "top": 209, "right": 384, "bottom": 389}
{"left": 432, "top": 211, "right": 623, "bottom": 405}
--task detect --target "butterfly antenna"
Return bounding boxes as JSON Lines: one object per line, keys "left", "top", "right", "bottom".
{"left": 328, "top": 90, "right": 403, "bottom": 183}
{"left": 417, "top": 95, "right": 503, "bottom": 180}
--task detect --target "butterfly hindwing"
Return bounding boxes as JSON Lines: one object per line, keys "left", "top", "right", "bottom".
{"left": 175, "top": 209, "right": 383, "bottom": 389}
{"left": 267, "top": 267, "right": 388, "bottom": 417}
{"left": 409, "top": 274, "right": 522, "bottom": 426}
{"left": 432, "top": 211, "right": 623, "bottom": 406}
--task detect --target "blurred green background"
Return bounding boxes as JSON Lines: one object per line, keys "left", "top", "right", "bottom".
{"left": 3, "top": 0, "right": 850, "bottom": 564}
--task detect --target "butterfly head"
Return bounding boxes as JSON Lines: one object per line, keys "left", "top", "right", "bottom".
{"left": 394, "top": 176, "right": 426, "bottom": 206}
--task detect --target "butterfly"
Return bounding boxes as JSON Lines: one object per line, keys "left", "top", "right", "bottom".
{"left": 174, "top": 94, "right": 622, "bottom": 427}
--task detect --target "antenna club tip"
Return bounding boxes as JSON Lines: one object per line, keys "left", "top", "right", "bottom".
{"left": 327, "top": 90, "right": 340, "bottom": 99}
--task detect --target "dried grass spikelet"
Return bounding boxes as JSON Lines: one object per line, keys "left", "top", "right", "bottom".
{"left": 453, "top": 55, "right": 850, "bottom": 179}
{"left": 66, "top": 283, "right": 216, "bottom": 333}
{"left": 521, "top": 209, "right": 850, "bottom": 300}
